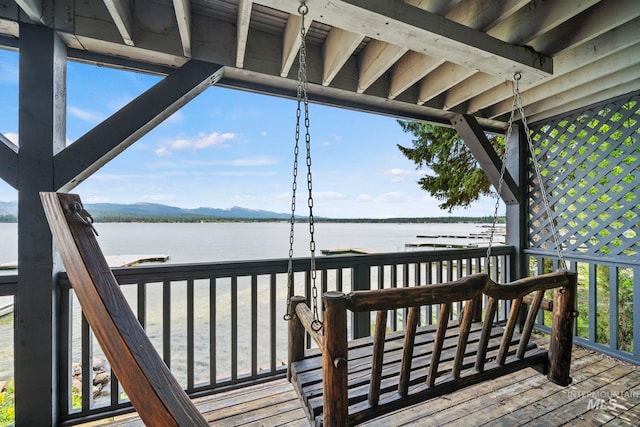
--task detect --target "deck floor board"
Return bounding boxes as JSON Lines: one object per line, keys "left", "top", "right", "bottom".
{"left": 87, "top": 339, "right": 640, "bottom": 426}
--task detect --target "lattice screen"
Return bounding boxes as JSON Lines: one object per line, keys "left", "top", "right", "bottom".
{"left": 528, "top": 92, "right": 639, "bottom": 260}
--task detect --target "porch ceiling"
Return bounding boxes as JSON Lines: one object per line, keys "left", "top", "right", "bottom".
{"left": 1, "top": 0, "right": 638, "bottom": 129}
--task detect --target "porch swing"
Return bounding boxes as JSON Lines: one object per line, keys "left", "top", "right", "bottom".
{"left": 285, "top": 4, "right": 578, "bottom": 426}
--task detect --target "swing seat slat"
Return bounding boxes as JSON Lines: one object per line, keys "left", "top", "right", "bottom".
{"left": 288, "top": 271, "right": 578, "bottom": 426}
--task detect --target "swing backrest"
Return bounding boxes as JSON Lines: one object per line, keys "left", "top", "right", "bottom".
{"left": 41, "top": 192, "right": 208, "bottom": 427}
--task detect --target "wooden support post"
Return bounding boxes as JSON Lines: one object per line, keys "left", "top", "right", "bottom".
{"left": 288, "top": 296, "right": 307, "bottom": 382}
{"left": 15, "top": 23, "right": 66, "bottom": 426}
{"left": 352, "top": 263, "right": 371, "bottom": 339}
{"left": 548, "top": 271, "right": 578, "bottom": 386}
{"left": 323, "top": 292, "right": 349, "bottom": 427}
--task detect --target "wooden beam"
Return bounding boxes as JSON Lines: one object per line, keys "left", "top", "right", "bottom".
{"left": 15, "top": 23, "right": 66, "bottom": 425}
{"left": 517, "top": 67, "right": 640, "bottom": 123}
{"left": 322, "top": 27, "right": 363, "bottom": 86}
{"left": 418, "top": 63, "right": 476, "bottom": 105}
{"left": 0, "top": 133, "right": 18, "bottom": 189}
{"left": 256, "top": 0, "right": 552, "bottom": 84}
{"left": 475, "top": 20, "right": 640, "bottom": 117}
{"left": 236, "top": 0, "right": 252, "bottom": 68}
{"left": 451, "top": 114, "right": 519, "bottom": 205}
{"left": 54, "top": 60, "right": 224, "bottom": 191}
{"left": 281, "top": 12, "right": 312, "bottom": 78}
{"left": 443, "top": 73, "right": 501, "bottom": 110}
{"left": 526, "top": 79, "right": 640, "bottom": 125}
{"left": 172, "top": 0, "right": 192, "bottom": 57}
{"left": 529, "top": 0, "right": 640, "bottom": 55}
{"left": 487, "top": 0, "right": 600, "bottom": 44}
{"left": 103, "top": 0, "right": 134, "bottom": 46}
{"left": 443, "top": 0, "right": 529, "bottom": 32}
{"left": 14, "top": 0, "right": 45, "bottom": 24}
{"left": 358, "top": 40, "right": 407, "bottom": 93}
{"left": 485, "top": 43, "right": 640, "bottom": 119}
{"left": 388, "top": 52, "right": 442, "bottom": 99}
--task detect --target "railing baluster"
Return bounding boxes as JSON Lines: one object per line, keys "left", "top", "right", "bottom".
{"left": 163, "top": 279, "right": 171, "bottom": 368}
{"left": 251, "top": 274, "right": 258, "bottom": 376}
{"left": 270, "top": 273, "right": 277, "bottom": 373}
{"left": 210, "top": 277, "right": 217, "bottom": 385}
{"left": 187, "top": 278, "right": 194, "bottom": 390}
{"left": 231, "top": 276, "right": 238, "bottom": 380}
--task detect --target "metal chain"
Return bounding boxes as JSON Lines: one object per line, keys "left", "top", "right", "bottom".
{"left": 515, "top": 78, "right": 567, "bottom": 270}
{"left": 487, "top": 73, "right": 566, "bottom": 273}
{"left": 486, "top": 77, "right": 518, "bottom": 270}
{"left": 285, "top": 3, "right": 322, "bottom": 331}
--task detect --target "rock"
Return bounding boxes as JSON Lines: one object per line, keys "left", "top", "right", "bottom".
{"left": 72, "top": 378, "right": 82, "bottom": 393}
{"left": 93, "top": 372, "right": 110, "bottom": 387}
{"left": 0, "top": 380, "right": 5, "bottom": 392}
{"left": 72, "top": 362, "right": 82, "bottom": 377}
{"left": 93, "top": 358, "right": 105, "bottom": 372}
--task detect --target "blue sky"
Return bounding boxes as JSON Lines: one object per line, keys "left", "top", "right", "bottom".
{"left": 0, "top": 48, "right": 498, "bottom": 218}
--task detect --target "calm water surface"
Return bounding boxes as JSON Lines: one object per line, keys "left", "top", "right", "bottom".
{"left": 0, "top": 221, "right": 488, "bottom": 384}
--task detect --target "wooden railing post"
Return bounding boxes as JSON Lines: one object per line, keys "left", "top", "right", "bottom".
{"left": 352, "top": 263, "right": 371, "bottom": 339}
{"left": 548, "top": 271, "right": 578, "bottom": 386}
{"left": 288, "top": 295, "right": 306, "bottom": 382}
{"left": 323, "top": 291, "right": 349, "bottom": 427}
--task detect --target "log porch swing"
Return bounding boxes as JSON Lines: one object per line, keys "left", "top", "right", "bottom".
{"left": 285, "top": 3, "right": 578, "bottom": 426}
{"left": 39, "top": 3, "right": 577, "bottom": 426}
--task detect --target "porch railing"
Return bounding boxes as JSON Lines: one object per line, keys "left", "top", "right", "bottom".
{"left": 56, "top": 246, "right": 513, "bottom": 425}
{"left": 526, "top": 249, "right": 640, "bottom": 365}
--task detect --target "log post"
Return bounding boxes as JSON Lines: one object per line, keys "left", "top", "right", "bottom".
{"left": 323, "top": 291, "right": 349, "bottom": 427}
{"left": 288, "top": 296, "right": 306, "bottom": 382}
{"left": 548, "top": 271, "right": 578, "bottom": 386}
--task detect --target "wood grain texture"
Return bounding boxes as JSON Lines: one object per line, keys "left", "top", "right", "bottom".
{"left": 41, "top": 192, "right": 207, "bottom": 426}
{"left": 346, "top": 273, "right": 487, "bottom": 311}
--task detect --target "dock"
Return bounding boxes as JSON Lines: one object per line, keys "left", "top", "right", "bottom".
{"left": 321, "top": 248, "right": 379, "bottom": 255}
{"left": 0, "top": 254, "right": 170, "bottom": 270}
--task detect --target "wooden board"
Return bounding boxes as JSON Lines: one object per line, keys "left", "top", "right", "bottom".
{"left": 290, "top": 321, "right": 547, "bottom": 425}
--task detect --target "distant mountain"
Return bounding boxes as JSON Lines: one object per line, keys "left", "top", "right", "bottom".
{"left": 0, "top": 201, "right": 17, "bottom": 215}
{"left": 86, "top": 202, "right": 292, "bottom": 220}
{"left": 0, "top": 200, "right": 292, "bottom": 221}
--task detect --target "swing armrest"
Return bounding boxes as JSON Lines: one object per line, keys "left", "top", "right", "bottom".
{"left": 484, "top": 270, "right": 575, "bottom": 299}
{"left": 294, "top": 300, "right": 324, "bottom": 348}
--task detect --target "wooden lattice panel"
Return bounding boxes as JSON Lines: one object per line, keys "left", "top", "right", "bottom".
{"left": 528, "top": 93, "right": 640, "bottom": 260}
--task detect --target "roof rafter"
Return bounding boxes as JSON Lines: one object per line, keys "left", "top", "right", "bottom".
{"left": 487, "top": 43, "right": 640, "bottom": 120}
{"left": 256, "top": 0, "right": 552, "bottom": 84}
{"left": 172, "top": 0, "right": 192, "bottom": 57}
{"left": 14, "top": 0, "right": 45, "bottom": 24}
{"left": 236, "top": 0, "right": 252, "bottom": 68}
{"left": 102, "top": 0, "right": 134, "bottom": 46}
{"left": 322, "top": 27, "right": 363, "bottom": 86}
{"left": 357, "top": 40, "right": 406, "bottom": 94}
{"left": 281, "top": 11, "right": 313, "bottom": 77}
{"left": 478, "top": 19, "right": 640, "bottom": 117}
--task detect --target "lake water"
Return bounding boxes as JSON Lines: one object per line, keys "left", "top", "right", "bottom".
{"left": 0, "top": 221, "right": 491, "bottom": 388}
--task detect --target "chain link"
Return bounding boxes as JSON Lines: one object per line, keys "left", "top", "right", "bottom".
{"left": 285, "top": 3, "right": 322, "bottom": 330}
{"left": 487, "top": 73, "right": 566, "bottom": 274}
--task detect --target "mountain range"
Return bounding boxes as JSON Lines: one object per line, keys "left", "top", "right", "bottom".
{"left": 0, "top": 200, "right": 291, "bottom": 220}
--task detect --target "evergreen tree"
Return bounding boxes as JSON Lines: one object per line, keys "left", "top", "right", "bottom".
{"left": 397, "top": 121, "right": 505, "bottom": 211}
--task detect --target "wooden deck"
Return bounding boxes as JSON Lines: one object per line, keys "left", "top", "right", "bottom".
{"left": 86, "top": 341, "right": 640, "bottom": 426}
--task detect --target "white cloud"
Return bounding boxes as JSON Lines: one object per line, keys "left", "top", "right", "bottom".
{"left": 374, "top": 192, "right": 410, "bottom": 203}
{"left": 314, "top": 191, "right": 348, "bottom": 201}
{"left": 68, "top": 105, "right": 106, "bottom": 123}
{"left": 154, "top": 147, "right": 171, "bottom": 156}
{"left": 355, "top": 194, "right": 373, "bottom": 202}
{"left": 171, "top": 132, "right": 236, "bottom": 150}
{"left": 261, "top": 131, "right": 267, "bottom": 136}
{"left": 165, "top": 110, "right": 184, "bottom": 124}
{"left": 381, "top": 168, "right": 422, "bottom": 183}
{"left": 185, "top": 156, "right": 278, "bottom": 166}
